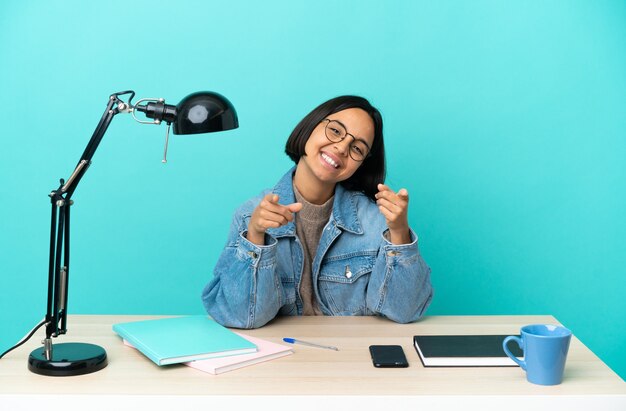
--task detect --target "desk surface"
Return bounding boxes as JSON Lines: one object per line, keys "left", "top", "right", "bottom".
{"left": 1, "top": 315, "right": 624, "bottom": 397}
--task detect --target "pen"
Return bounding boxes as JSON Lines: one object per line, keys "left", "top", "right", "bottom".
{"left": 283, "top": 337, "right": 339, "bottom": 351}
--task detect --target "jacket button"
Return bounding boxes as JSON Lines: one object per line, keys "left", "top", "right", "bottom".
{"left": 248, "top": 251, "right": 258, "bottom": 259}
{"left": 387, "top": 250, "right": 399, "bottom": 257}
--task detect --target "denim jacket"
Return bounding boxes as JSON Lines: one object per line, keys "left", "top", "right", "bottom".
{"left": 201, "top": 168, "right": 433, "bottom": 329}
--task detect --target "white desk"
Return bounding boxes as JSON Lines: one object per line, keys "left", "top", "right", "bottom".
{"left": 1, "top": 315, "right": 624, "bottom": 410}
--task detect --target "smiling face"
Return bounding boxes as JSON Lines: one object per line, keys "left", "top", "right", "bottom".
{"left": 294, "top": 108, "right": 375, "bottom": 203}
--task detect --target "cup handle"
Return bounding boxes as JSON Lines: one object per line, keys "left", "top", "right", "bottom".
{"left": 503, "top": 336, "right": 526, "bottom": 370}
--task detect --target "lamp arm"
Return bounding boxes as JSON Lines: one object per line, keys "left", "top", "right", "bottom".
{"left": 63, "top": 91, "right": 134, "bottom": 198}
{"left": 44, "top": 91, "right": 134, "bottom": 343}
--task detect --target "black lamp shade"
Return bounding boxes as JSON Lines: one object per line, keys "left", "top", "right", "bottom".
{"left": 173, "top": 91, "right": 238, "bottom": 135}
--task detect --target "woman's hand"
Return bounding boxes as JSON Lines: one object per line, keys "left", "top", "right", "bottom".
{"left": 375, "top": 183, "right": 411, "bottom": 245}
{"left": 247, "top": 194, "right": 303, "bottom": 245}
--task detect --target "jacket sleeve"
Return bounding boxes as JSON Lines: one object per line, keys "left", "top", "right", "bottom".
{"left": 366, "top": 228, "right": 433, "bottom": 323}
{"left": 201, "top": 206, "right": 284, "bottom": 329}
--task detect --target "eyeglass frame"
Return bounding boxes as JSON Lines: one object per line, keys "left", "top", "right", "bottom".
{"left": 321, "top": 118, "right": 372, "bottom": 162}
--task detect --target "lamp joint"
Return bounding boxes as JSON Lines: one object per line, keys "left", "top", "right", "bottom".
{"left": 117, "top": 102, "right": 131, "bottom": 113}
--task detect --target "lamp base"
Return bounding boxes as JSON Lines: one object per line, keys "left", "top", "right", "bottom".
{"left": 28, "top": 342, "right": 107, "bottom": 376}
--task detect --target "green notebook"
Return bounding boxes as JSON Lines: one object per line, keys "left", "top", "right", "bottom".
{"left": 112, "top": 315, "right": 257, "bottom": 366}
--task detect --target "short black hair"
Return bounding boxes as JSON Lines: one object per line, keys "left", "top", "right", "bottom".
{"left": 285, "top": 95, "right": 385, "bottom": 201}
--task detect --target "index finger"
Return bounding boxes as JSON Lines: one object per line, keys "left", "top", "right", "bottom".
{"left": 376, "top": 183, "right": 401, "bottom": 199}
{"left": 377, "top": 184, "right": 408, "bottom": 197}
{"left": 260, "top": 194, "right": 300, "bottom": 222}
{"left": 377, "top": 183, "right": 392, "bottom": 193}
{"left": 264, "top": 193, "right": 279, "bottom": 204}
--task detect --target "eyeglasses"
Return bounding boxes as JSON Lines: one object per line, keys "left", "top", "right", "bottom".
{"left": 322, "top": 119, "right": 371, "bottom": 162}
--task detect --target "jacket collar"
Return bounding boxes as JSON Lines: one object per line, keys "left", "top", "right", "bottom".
{"left": 268, "top": 167, "right": 364, "bottom": 237}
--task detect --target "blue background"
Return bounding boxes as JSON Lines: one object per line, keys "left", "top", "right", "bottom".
{"left": 1, "top": 0, "right": 624, "bottom": 380}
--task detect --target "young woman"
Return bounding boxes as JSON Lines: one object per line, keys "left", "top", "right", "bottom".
{"left": 202, "top": 96, "right": 433, "bottom": 329}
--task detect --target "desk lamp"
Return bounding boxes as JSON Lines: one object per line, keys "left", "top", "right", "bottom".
{"left": 25, "top": 90, "right": 238, "bottom": 376}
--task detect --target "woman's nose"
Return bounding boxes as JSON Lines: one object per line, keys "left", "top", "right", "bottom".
{"left": 334, "top": 137, "right": 352, "bottom": 156}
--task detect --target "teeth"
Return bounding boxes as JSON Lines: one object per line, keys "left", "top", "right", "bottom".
{"left": 322, "top": 153, "right": 339, "bottom": 168}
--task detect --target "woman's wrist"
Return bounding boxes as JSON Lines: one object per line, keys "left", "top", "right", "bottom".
{"left": 388, "top": 227, "right": 411, "bottom": 245}
{"left": 246, "top": 229, "right": 266, "bottom": 245}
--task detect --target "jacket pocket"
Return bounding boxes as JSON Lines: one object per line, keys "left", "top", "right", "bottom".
{"left": 318, "top": 253, "right": 376, "bottom": 315}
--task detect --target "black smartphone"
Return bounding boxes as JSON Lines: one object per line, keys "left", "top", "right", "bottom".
{"left": 369, "top": 345, "right": 409, "bottom": 368}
